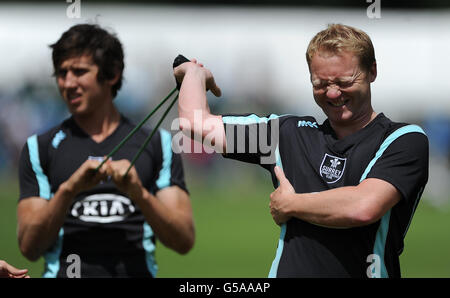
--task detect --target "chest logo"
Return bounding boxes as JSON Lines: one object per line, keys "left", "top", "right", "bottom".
{"left": 71, "top": 194, "right": 136, "bottom": 223}
{"left": 320, "top": 153, "right": 347, "bottom": 184}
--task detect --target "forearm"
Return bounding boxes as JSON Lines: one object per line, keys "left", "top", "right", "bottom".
{"left": 179, "top": 66, "right": 210, "bottom": 121}
{"left": 178, "top": 66, "right": 225, "bottom": 151}
{"left": 132, "top": 188, "right": 194, "bottom": 254}
{"left": 287, "top": 185, "right": 384, "bottom": 228}
{"left": 286, "top": 187, "right": 360, "bottom": 228}
{"left": 18, "top": 182, "right": 76, "bottom": 260}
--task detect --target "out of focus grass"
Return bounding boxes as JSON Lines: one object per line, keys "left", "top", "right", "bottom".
{"left": 399, "top": 201, "right": 450, "bottom": 277}
{"left": 1, "top": 168, "right": 449, "bottom": 278}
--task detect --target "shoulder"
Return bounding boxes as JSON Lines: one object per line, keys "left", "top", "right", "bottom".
{"left": 22, "top": 119, "right": 71, "bottom": 151}
{"left": 19, "top": 120, "right": 70, "bottom": 179}
{"left": 222, "top": 113, "right": 316, "bottom": 127}
{"left": 377, "top": 117, "right": 429, "bottom": 158}
{"left": 384, "top": 116, "right": 428, "bottom": 144}
{"left": 364, "top": 113, "right": 427, "bottom": 146}
{"left": 387, "top": 126, "right": 428, "bottom": 155}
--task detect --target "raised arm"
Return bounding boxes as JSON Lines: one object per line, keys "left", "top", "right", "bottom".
{"left": 174, "top": 60, "right": 226, "bottom": 153}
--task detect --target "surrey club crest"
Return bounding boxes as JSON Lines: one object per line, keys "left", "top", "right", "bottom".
{"left": 320, "top": 153, "right": 347, "bottom": 184}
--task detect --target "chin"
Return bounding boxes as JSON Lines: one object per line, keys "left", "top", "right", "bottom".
{"left": 328, "top": 111, "right": 354, "bottom": 124}
{"left": 69, "top": 107, "right": 90, "bottom": 117}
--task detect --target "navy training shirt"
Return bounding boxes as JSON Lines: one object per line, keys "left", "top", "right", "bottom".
{"left": 222, "top": 113, "right": 428, "bottom": 278}
{"left": 19, "top": 116, "right": 188, "bottom": 278}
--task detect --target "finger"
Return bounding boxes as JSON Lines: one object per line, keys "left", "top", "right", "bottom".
{"left": 91, "top": 162, "right": 108, "bottom": 182}
{"left": 97, "top": 162, "right": 107, "bottom": 174}
{"left": 86, "top": 167, "right": 99, "bottom": 179}
{"left": 107, "top": 164, "right": 121, "bottom": 181}
{"left": 208, "top": 76, "right": 221, "bottom": 97}
{"left": 119, "top": 159, "right": 132, "bottom": 168}
{"left": 14, "top": 269, "right": 28, "bottom": 275}
{"left": 270, "top": 188, "right": 278, "bottom": 200}
{"left": 99, "top": 155, "right": 111, "bottom": 168}
{"left": 104, "top": 162, "right": 113, "bottom": 177}
{"left": 274, "top": 166, "right": 288, "bottom": 185}
{"left": 5, "top": 263, "right": 28, "bottom": 276}
{"left": 270, "top": 211, "right": 281, "bottom": 226}
{"left": 10, "top": 272, "right": 28, "bottom": 278}
{"left": 99, "top": 163, "right": 110, "bottom": 179}
{"left": 85, "top": 161, "right": 102, "bottom": 175}
{"left": 211, "top": 85, "right": 222, "bottom": 97}
{"left": 105, "top": 160, "right": 122, "bottom": 174}
{"left": 97, "top": 169, "right": 109, "bottom": 182}
{"left": 88, "top": 159, "right": 101, "bottom": 167}
{"left": 191, "top": 58, "right": 197, "bottom": 64}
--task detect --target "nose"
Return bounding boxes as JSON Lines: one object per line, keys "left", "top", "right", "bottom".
{"left": 326, "top": 86, "right": 341, "bottom": 99}
{"left": 63, "top": 71, "right": 77, "bottom": 89}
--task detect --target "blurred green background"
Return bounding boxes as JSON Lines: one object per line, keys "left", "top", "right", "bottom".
{"left": 1, "top": 163, "right": 449, "bottom": 278}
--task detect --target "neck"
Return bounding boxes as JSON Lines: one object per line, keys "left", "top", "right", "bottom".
{"left": 73, "top": 102, "right": 121, "bottom": 143}
{"left": 330, "top": 110, "right": 377, "bottom": 139}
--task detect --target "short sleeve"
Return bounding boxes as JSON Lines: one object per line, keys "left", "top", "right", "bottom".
{"left": 221, "top": 114, "right": 284, "bottom": 168}
{"left": 153, "top": 129, "right": 188, "bottom": 194}
{"left": 366, "top": 132, "right": 429, "bottom": 203}
{"left": 18, "top": 135, "right": 51, "bottom": 200}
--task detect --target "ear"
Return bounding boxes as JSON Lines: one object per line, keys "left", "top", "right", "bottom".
{"left": 368, "top": 61, "right": 377, "bottom": 83}
{"left": 106, "top": 69, "right": 121, "bottom": 87}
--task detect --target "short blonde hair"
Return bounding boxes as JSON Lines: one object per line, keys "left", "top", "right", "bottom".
{"left": 306, "top": 24, "right": 376, "bottom": 71}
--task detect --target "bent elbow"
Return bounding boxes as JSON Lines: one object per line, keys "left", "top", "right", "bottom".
{"left": 179, "top": 235, "right": 195, "bottom": 255}
{"left": 350, "top": 212, "right": 374, "bottom": 227}
{"left": 349, "top": 203, "right": 383, "bottom": 227}
{"left": 176, "top": 244, "right": 193, "bottom": 255}
{"left": 175, "top": 230, "right": 195, "bottom": 255}
{"left": 18, "top": 232, "right": 43, "bottom": 262}
{"left": 19, "top": 243, "right": 41, "bottom": 262}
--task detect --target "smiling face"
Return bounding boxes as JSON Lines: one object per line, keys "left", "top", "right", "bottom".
{"left": 56, "top": 54, "right": 115, "bottom": 117}
{"left": 309, "top": 50, "right": 377, "bottom": 128}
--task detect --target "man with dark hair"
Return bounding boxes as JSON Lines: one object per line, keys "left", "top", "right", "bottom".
{"left": 17, "top": 23, "right": 195, "bottom": 278}
{"left": 50, "top": 24, "right": 124, "bottom": 98}
{"left": 174, "top": 24, "right": 428, "bottom": 278}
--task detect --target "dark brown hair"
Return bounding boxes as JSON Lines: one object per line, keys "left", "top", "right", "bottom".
{"left": 50, "top": 24, "right": 124, "bottom": 97}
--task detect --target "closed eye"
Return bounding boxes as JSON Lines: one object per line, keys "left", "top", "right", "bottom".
{"left": 338, "top": 81, "right": 354, "bottom": 89}
{"left": 312, "top": 80, "right": 327, "bottom": 90}
{"left": 56, "top": 69, "right": 67, "bottom": 78}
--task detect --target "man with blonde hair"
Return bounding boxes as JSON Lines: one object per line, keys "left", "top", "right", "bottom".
{"left": 174, "top": 24, "right": 428, "bottom": 277}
